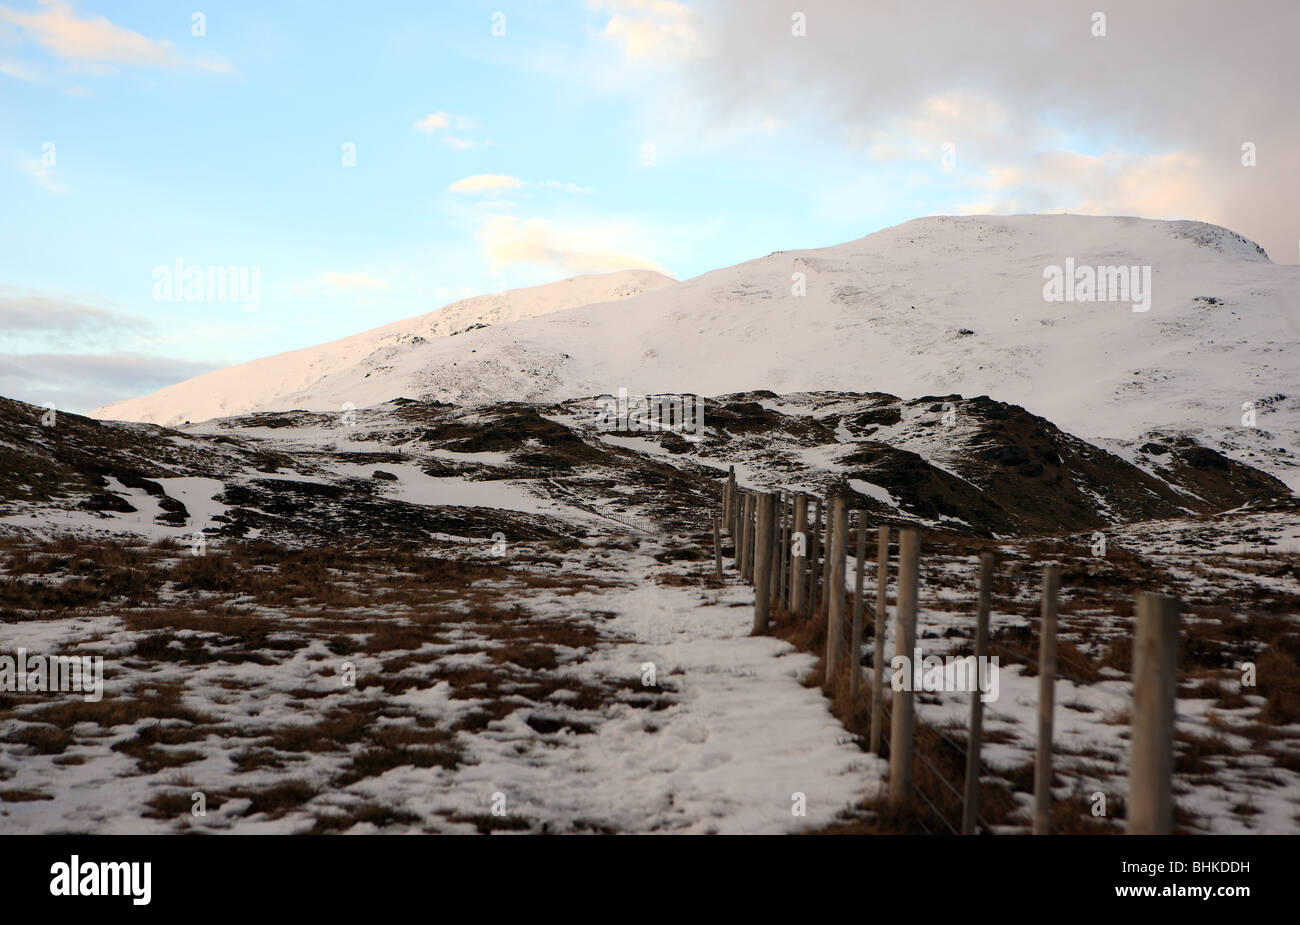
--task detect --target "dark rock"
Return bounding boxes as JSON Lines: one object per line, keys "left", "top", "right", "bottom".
{"left": 80, "top": 492, "right": 136, "bottom": 513}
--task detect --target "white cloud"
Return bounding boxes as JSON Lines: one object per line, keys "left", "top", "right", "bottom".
{"left": 958, "top": 149, "right": 1219, "bottom": 222}
{"left": 0, "top": 56, "right": 36, "bottom": 81}
{"left": 0, "top": 0, "right": 233, "bottom": 73}
{"left": 19, "top": 157, "right": 68, "bottom": 193}
{"left": 476, "top": 215, "right": 668, "bottom": 276}
{"left": 589, "top": 0, "right": 703, "bottom": 62}
{"left": 323, "top": 271, "right": 388, "bottom": 291}
{"left": 413, "top": 112, "right": 452, "bottom": 133}
{"left": 414, "top": 112, "right": 492, "bottom": 149}
{"left": 841, "top": 89, "right": 1223, "bottom": 230}
{"left": 447, "top": 174, "right": 526, "bottom": 194}
{"left": 448, "top": 175, "right": 593, "bottom": 195}
{"left": 540, "top": 180, "right": 594, "bottom": 195}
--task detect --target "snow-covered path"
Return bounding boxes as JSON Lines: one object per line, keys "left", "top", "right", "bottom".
{"left": 418, "top": 557, "right": 877, "bottom": 834}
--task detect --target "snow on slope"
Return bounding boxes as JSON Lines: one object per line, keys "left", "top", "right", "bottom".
{"left": 96, "top": 215, "right": 1300, "bottom": 486}
{"left": 93, "top": 269, "right": 675, "bottom": 426}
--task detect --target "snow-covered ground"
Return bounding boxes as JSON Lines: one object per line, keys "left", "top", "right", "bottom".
{"left": 0, "top": 535, "right": 875, "bottom": 834}
{"left": 4, "top": 502, "right": 1296, "bottom": 834}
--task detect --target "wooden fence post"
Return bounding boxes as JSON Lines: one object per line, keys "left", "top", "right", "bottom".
{"left": 1127, "top": 593, "right": 1180, "bottom": 835}
{"left": 1032, "top": 564, "right": 1061, "bottom": 835}
{"left": 738, "top": 492, "right": 748, "bottom": 578}
{"left": 791, "top": 495, "right": 808, "bottom": 614}
{"left": 769, "top": 494, "right": 782, "bottom": 608}
{"left": 889, "top": 528, "right": 920, "bottom": 805}
{"left": 962, "top": 552, "right": 994, "bottom": 835}
{"left": 849, "top": 512, "right": 867, "bottom": 704}
{"left": 870, "top": 526, "right": 890, "bottom": 757}
{"left": 747, "top": 493, "right": 759, "bottom": 581}
{"left": 825, "top": 496, "right": 848, "bottom": 684}
{"left": 778, "top": 494, "right": 789, "bottom": 609}
{"left": 748, "top": 496, "right": 759, "bottom": 582}
{"left": 733, "top": 488, "right": 743, "bottom": 566}
{"left": 735, "top": 491, "right": 747, "bottom": 574}
{"left": 725, "top": 467, "right": 736, "bottom": 533}
{"left": 808, "top": 499, "right": 823, "bottom": 618}
{"left": 753, "top": 493, "right": 774, "bottom": 633}
{"left": 712, "top": 516, "right": 723, "bottom": 579}
{"left": 730, "top": 483, "right": 741, "bottom": 552}
{"left": 821, "top": 500, "right": 838, "bottom": 619}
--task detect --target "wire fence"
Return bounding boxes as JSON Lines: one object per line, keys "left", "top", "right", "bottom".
{"left": 718, "top": 474, "right": 1183, "bottom": 836}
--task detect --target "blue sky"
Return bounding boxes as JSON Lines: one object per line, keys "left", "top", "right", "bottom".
{"left": 2, "top": 1, "right": 1294, "bottom": 411}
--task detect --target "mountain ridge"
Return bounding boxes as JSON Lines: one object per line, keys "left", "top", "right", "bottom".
{"left": 94, "top": 268, "right": 675, "bottom": 426}
{"left": 92, "top": 214, "right": 1300, "bottom": 489}
{"left": 4, "top": 390, "right": 1291, "bottom": 545}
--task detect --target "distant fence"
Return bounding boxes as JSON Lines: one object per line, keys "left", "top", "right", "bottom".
{"left": 717, "top": 469, "right": 1180, "bottom": 835}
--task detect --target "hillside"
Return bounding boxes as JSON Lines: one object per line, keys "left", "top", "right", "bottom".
{"left": 4, "top": 391, "right": 1289, "bottom": 545}
{"left": 92, "top": 215, "right": 1300, "bottom": 490}
{"left": 93, "top": 269, "right": 675, "bottom": 427}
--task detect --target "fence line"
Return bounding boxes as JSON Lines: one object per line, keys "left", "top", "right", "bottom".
{"left": 715, "top": 478, "right": 1182, "bottom": 835}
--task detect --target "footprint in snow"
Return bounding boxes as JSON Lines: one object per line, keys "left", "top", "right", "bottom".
{"left": 674, "top": 723, "right": 710, "bottom": 744}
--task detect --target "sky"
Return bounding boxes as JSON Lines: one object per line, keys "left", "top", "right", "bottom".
{"left": 2, "top": 0, "right": 1297, "bottom": 412}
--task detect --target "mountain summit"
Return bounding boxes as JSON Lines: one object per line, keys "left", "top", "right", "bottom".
{"left": 93, "top": 215, "right": 1299, "bottom": 487}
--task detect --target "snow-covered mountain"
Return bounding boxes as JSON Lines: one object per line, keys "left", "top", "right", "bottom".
{"left": 94, "top": 268, "right": 675, "bottom": 426}
{"left": 94, "top": 215, "right": 1300, "bottom": 488}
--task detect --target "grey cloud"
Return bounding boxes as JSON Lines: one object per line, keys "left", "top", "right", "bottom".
{"left": 0, "top": 292, "right": 149, "bottom": 343}
{"left": 679, "top": 0, "right": 1300, "bottom": 260}
{"left": 0, "top": 352, "right": 217, "bottom": 415}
